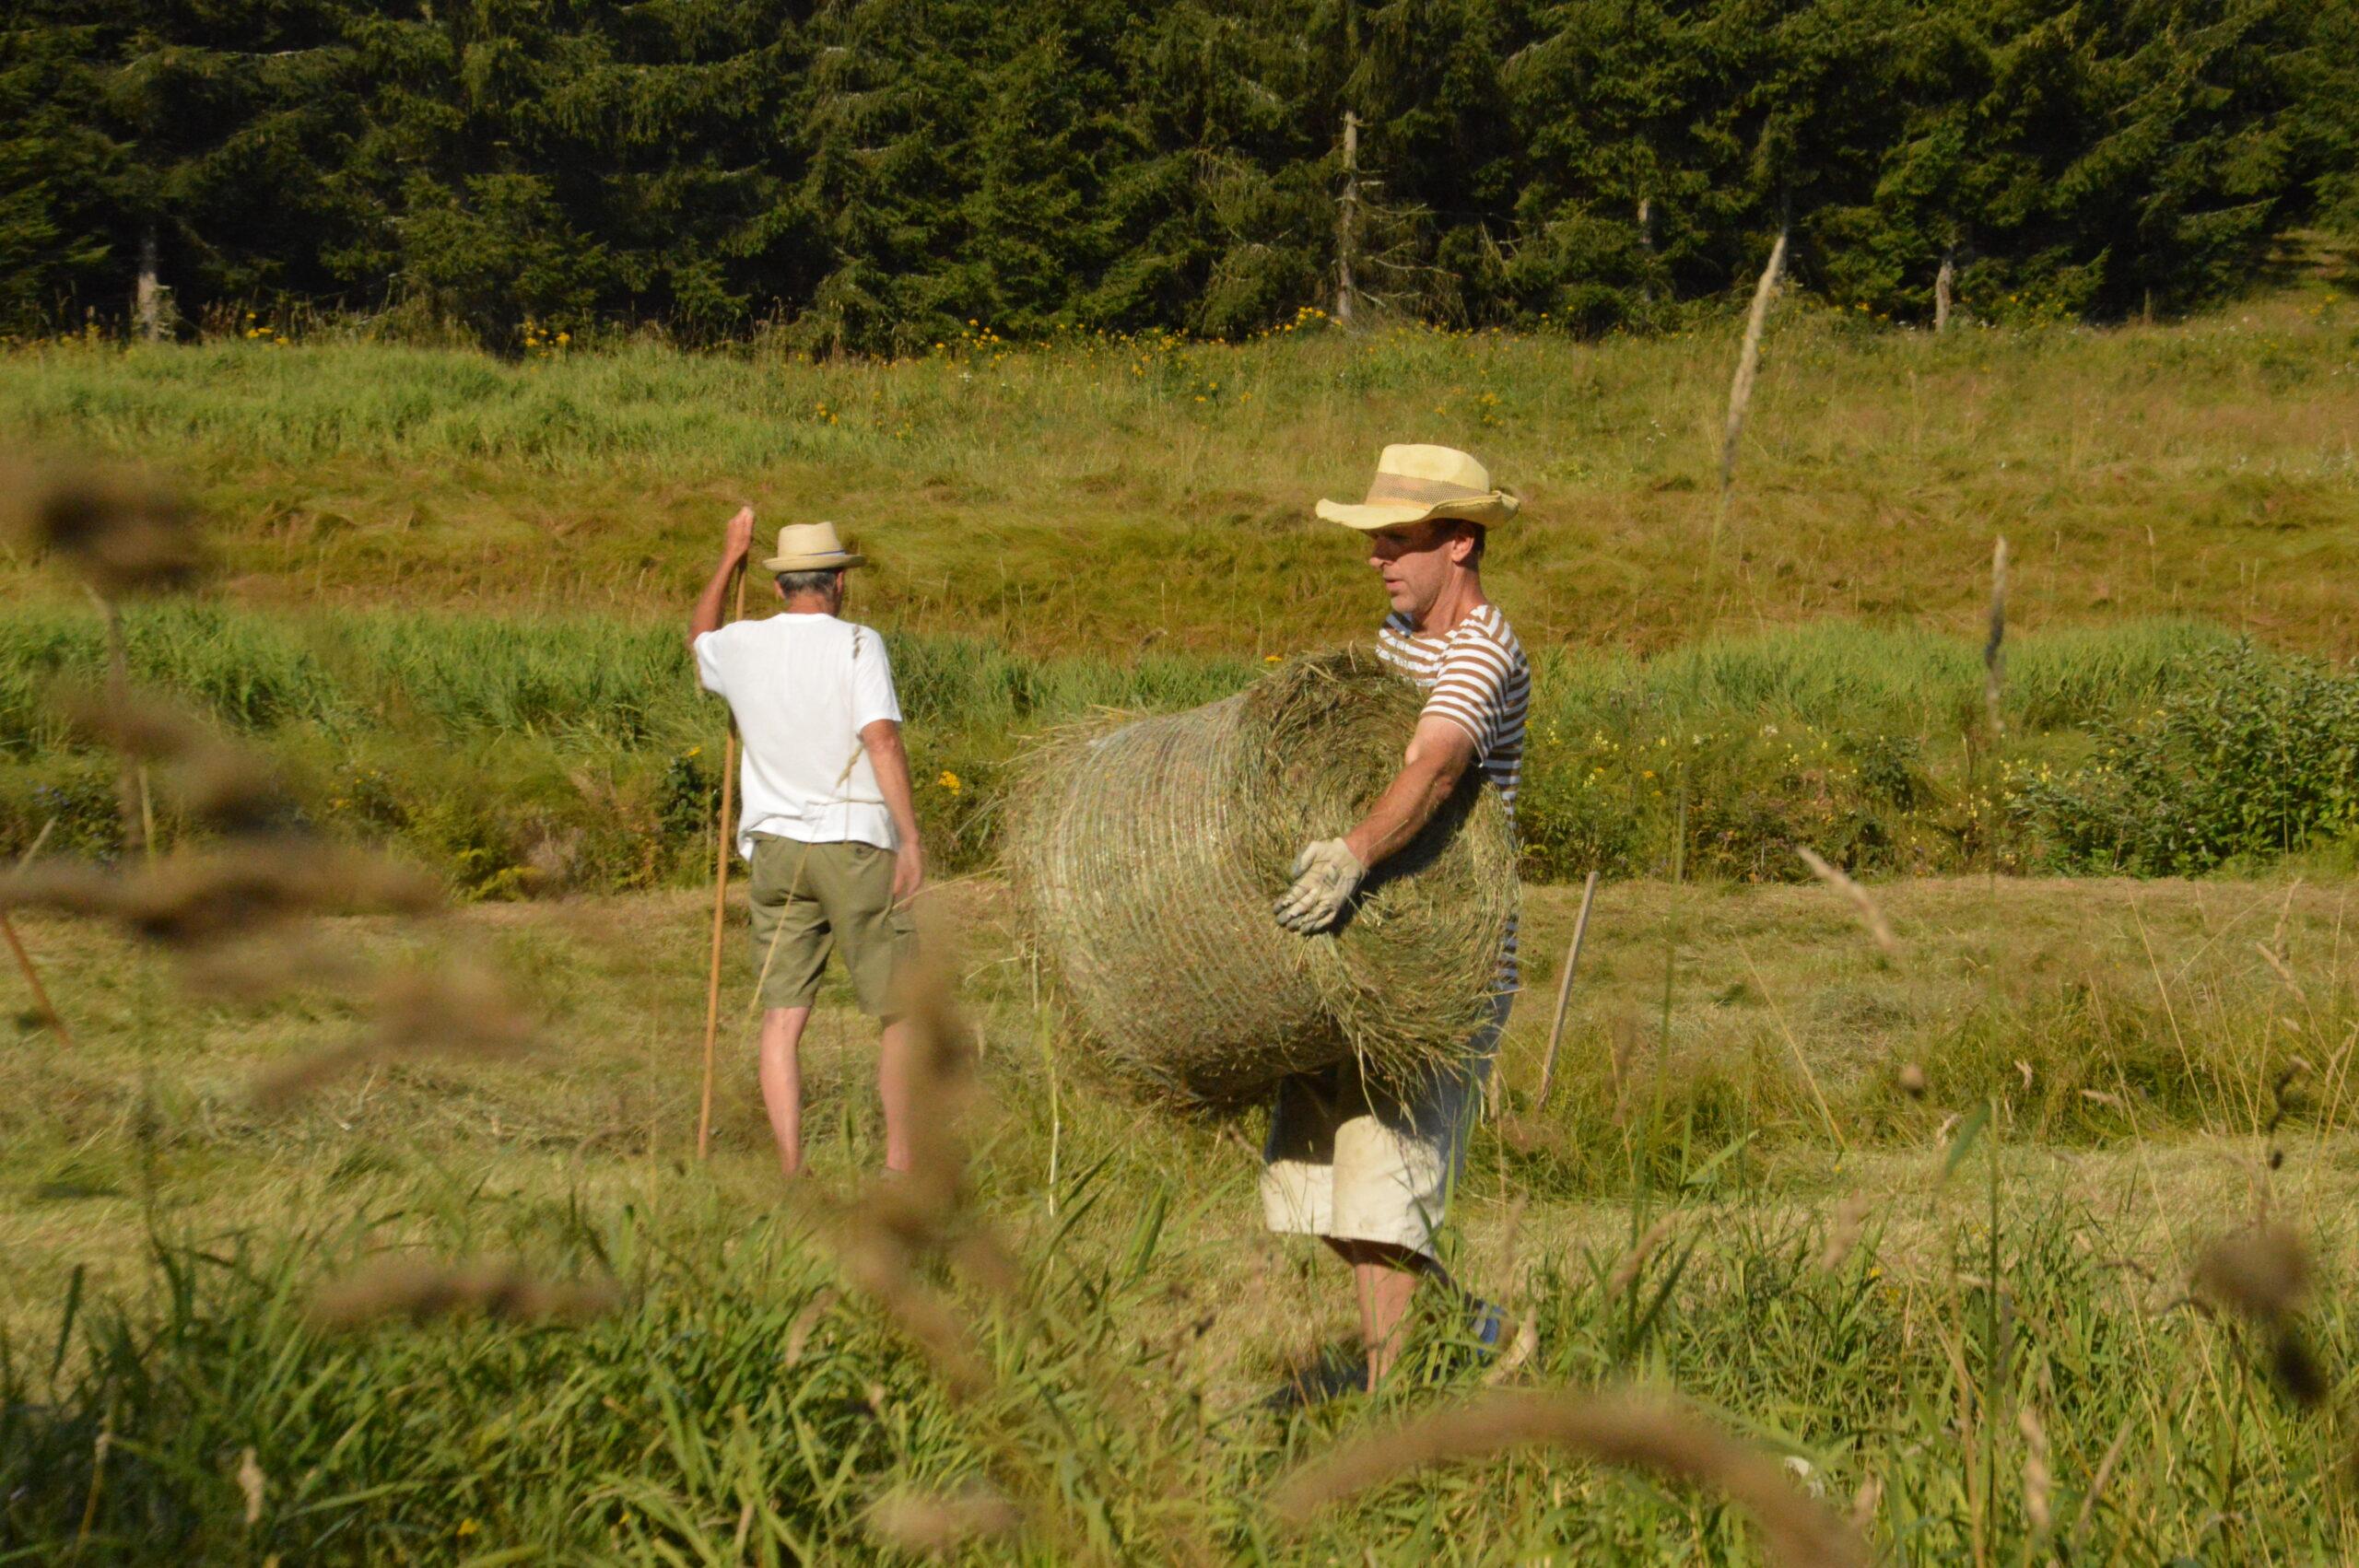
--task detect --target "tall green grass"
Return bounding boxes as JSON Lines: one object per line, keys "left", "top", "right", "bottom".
{"left": 1533, "top": 617, "right": 2233, "bottom": 737}
{"left": 0, "top": 604, "right": 1259, "bottom": 750}
{"left": 0, "top": 603, "right": 2253, "bottom": 891}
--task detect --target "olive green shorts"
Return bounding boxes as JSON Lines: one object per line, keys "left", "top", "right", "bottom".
{"left": 745, "top": 836, "right": 916, "bottom": 1017}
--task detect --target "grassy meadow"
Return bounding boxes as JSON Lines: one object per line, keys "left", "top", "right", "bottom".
{"left": 4, "top": 875, "right": 2357, "bottom": 1561}
{"left": 2, "top": 274, "right": 2355, "bottom": 659}
{"left": 4, "top": 269, "right": 2359, "bottom": 1563}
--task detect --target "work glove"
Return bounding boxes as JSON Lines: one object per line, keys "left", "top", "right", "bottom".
{"left": 1273, "top": 838, "right": 1366, "bottom": 934}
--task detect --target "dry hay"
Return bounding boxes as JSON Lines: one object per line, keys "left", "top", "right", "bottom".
{"left": 1006, "top": 649, "right": 1516, "bottom": 1106}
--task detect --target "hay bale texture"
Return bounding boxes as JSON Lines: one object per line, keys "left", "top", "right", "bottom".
{"left": 1007, "top": 649, "right": 1517, "bottom": 1107}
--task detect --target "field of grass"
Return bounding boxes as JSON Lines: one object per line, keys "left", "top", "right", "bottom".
{"left": 5, "top": 270, "right": 2359, "bottom": 1562}
{"left": 3, "top": 271, "right": 2356, "bottom": 661}
{"left": 10, "top": 599, "right": 2336, "bottom": 893}
{"left": 4, "top": 872, "right": 2356, "bottom": 1560}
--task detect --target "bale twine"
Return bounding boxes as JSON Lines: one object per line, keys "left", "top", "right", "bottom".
{"left": 1007, "top": 649, "right": 1517, "bottom": 1107}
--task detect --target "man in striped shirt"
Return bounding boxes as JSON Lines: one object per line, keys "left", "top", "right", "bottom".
{"left": 1267, "top": 443, "right": 1528, "bottom": 1400}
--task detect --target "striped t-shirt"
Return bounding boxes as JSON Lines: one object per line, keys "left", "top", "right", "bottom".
{"left": 1376, "top": 602, "right": 1528, "bottom": 990}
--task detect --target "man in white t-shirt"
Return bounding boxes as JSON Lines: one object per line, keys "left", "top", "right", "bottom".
{"left": 688, "top": 508, "right": 925, "bottom": 1178}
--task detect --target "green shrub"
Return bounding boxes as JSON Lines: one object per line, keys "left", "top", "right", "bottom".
{"left": 0, "top": 755, "right": 123, "bottom": 858}
{"left": 2013, "top": 644, "right": 2359, "bottom": 874}
{"left": 5, "top": 607, "right": 2336, "bottom": 893}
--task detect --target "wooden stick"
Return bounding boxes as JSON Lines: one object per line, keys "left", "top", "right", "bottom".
{"left": 1533, "top": 870, "right": 1600, "bottom": 1112}
{"left": 695, "top": 566, "right": 749, "bottom": 1161}
{"left": 4, "top": 821, "right": 71, "bottom": 1048}
{"left": 3, "top": 913, "right": 73, "bottom": 1050}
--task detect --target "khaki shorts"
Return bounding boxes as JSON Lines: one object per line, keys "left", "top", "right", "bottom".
{"left": 1260, "top": 994, "right": 1511, "bottom": 1260}
{"left": 745, "top": 836, "right": 915, "bottom": 1016}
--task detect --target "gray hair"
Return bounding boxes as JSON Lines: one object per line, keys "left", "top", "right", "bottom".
{"left": 776, "top": 568, "right": 843, "bottom": 598}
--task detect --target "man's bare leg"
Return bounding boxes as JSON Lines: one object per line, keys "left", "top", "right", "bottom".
{"left": 1325, "top": 1238, "right": 1451, "bottom": 1388}
{"left": 757, "top": 1005, "right": 812, "bottom": 1177}
{"left": 877, "top": 1013, "right": 916, "bottom": 1174}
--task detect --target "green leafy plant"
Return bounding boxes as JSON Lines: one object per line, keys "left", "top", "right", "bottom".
{"left": 2013, "top": 644, "right": 2359, "bottom": 874}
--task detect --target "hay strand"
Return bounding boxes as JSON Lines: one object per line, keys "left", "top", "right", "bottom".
{"left": 2192, "top": 1223, "right": 2309, "bottom": 1324}
{"left": 1984, "top": 535, "right": 2010, "bottom": 739}
{"left": 4, "top": 840, "right": 440, "bottom": 948}
{"left": 1268, "top": 1387, "right": 1868, "bottom": 1568}
{"left": 1719, "top": 228, "right": 1790, "bottom": 497}
{"left": 5, "top": 470, "right": 204, "bottom": 597}
{"left": 865, "top": 1483, "right": 1019, "bottom": 1557}
{"left": 306, "top": 1258, "right": 621, "bottom": 1328}
{"left": 251, "top": 958, "right": 538, "bottom": 1106}
{"left": 1795, "top": 847, "right": 1899, "bottom": 956}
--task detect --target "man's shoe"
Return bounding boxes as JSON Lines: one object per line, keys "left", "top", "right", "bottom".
{"left": 1466, "top": 1298, "right": 1507, "bottom": 1356}
{"left": 1264, "top": 1350, "right": 1370, "bottom": 1412}
{"left": 1401, "top": 1298, "right": 1507, "bottom": 1385}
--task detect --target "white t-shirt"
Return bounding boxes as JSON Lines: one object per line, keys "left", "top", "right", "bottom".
{"left": 694, "top": 613, "right": 904, "bottom": 860}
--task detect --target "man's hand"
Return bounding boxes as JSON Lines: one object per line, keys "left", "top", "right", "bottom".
{"left": 689, "top": 506, "right": 758, "bottom": 647}
{"left": 861, "top": 719, "right": 926, "bottom": 909}
{"left": 722, "top": 505, "right": 756, "bottom": 565}
{"left": 1273, "top": 838, "right": 1366, "bottom": 934}
{"left": 890, "top": 843, "right": 925, "bottom": 908}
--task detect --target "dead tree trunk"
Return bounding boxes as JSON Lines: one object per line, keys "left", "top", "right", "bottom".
{"left": 1637, "top": 196, "right": 1655, "bottom": 303}
{"left": 1336, "top": 111, "right": 1360, "bottom": 327}
{"left": 1933, "top": 246, "right": 1954, "bottom": 333}
{"left": 135, "top": 228, "right": 165, "bottom": 343}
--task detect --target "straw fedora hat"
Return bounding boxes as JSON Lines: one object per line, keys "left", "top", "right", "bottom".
{"left": 760, "top": 521, "right": 866, "bottom": 573}
{"left": 1314, "top": 444, "right": 1520, "bottom": 531}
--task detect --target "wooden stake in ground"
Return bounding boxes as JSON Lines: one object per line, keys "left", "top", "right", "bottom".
{"left": 1533, "top": 870, "right": 1600, "bottom": 1111}
{"left": 2, "top": 915, "right": 72, "bottom": 1049}
{"left": 695, "top": 566, "right": 749, "bottom": 1161}
{"left": 3, "top": 821, "right": 72, "bottom": 1048}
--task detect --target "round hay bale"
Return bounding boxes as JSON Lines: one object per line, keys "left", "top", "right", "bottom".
{"left": 1007, "top": 649, "right": 1517, "bottom": 1107}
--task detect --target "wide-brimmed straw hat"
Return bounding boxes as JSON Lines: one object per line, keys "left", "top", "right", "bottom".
{"left": 1314, "top": 443, "right": 1520, "bottom": 531}
{"left": 760, "top": 521, "right": 866, "bottom": 573}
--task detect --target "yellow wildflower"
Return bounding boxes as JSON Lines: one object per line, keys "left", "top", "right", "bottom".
{"left": 937, "top": 771, "right": 962, "bottom": 793}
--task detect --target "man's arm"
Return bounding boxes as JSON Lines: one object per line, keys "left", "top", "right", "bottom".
{"left": 861, "top": 718, "right": 927, "bottom": 907}
{"left": 1344, "top": 716, "right": 1477, "bottom": 869}
{"left": 1274, "top": 716, "right": 1475, "bottom": 933}
{"left": 687, "top": 506, "right": 756, "bottom": 649}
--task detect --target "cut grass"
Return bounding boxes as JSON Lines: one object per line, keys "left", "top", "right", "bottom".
{"left": 3, "top": 873, "right": 2350, "bottom": 1321}
{"left": 1, "top": 873, "right": 2355, "bottom": 1560}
